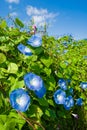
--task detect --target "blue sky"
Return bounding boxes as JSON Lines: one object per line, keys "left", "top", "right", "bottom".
{"left": 0, "top": 0, "right": 87, "bottom": 40}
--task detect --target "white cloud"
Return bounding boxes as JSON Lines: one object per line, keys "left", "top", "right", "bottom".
{"left": 26, "top": 6, "right": 48, "bottom": 16}
{"left": 9, "top": 12, "right": 18, "bottom": 17}
{"left": 6, "top": 0, "right": 19, "bottom": 4}
{"left": 26, "top": 5, "right": 58, "bottom": 26}
{"left": 32, "top": 15, "right": 45, "bottom": 26}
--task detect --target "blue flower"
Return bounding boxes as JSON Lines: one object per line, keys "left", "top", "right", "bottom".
{"left": 24, "top": 73, "right": 43, "bottom": 91}
{"left": 80, "top": 82, "right": 87, "bottom": 90}
{"left": 76, "top": 98, "right": 83, "bottom": 106}
{"left": 64, "top": 96, "right": 74, "bottom": 110}
{"left": 34, "top": 85, "right": 46, "bottom": 98}
{"left": 17, "top": 43, "right": 32, "bottom": 56}
{"left": 58, "top": 79, "right": 67, "bottom": 90}
{"left": 27, "top": 35, "right": 42, "bottom": 47}
{"left": 24, "top": 73, "right": 46, "bottom": 98}
{"left": 53, "top": 89, "right": 66, "bottom": 104}
{"left": 10, "top": 88, "right": 30, "bottom": 112}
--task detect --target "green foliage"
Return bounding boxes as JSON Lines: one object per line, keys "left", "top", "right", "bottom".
{"left": 15, "top": 18, "right": 24, "bottom": 28}
{"left": 0, "top": 17, "right": 87, "bottom": 130}
{"left": 0, "top": 53, "right": 6, "bottom": 64}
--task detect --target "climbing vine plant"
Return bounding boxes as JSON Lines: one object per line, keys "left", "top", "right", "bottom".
{"left": 0, "top": 17, "right": 87, "bottom": 130}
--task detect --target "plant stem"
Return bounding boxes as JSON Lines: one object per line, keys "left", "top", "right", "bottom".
{"left": 17, "top": 111, "right": 36, "bottom": 130}
{"left": 17, "top": 111, "right": 45, "bottom": 130}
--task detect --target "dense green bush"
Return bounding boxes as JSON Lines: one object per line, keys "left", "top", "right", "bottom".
{"left": 0, "top": 17, "right": 87, "bottom": 130}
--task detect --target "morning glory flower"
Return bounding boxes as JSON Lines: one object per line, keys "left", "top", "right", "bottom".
{"left": 58, "top": 79, "right": 67, "bottom": 90}
{"left": 10, "top": 88, "right": 30, "bottom": 112}
{"left": 24, "top": 73, "right": 46, "bottom": 98}
{"left": 76, "top": 98, "right": 83, "bottom": 106}
{"left": 24, "top": 73, "right": 44, "bottom": 91}
{"left": 17, "top": 43, "right": 32, "bottom": 56}
{"left": 80, "top": 82, "right": 87, "bottom": 90}
{"left": 64, "top": 96, "right": 74, "bottom": 110}
{"left": 27, "top": 35, "right": 42, "bottom": 47}
{"left": 34, "top": 85, "right": 46, "bottom": 98}
{"left": 53, "top": 89, "right": 66, "bottom": 104}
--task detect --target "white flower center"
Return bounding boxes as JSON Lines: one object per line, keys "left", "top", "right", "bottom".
{"left": 24, "top": 47, "right": 31, "bottom": 53}
{"left": 61, "top": 82, "right": 65, "bottom": 86}
{"left": 83, "top": 84, "right": 87, "bottom": 89}
{"left": 34, "top": 39, "right": 40, "bottom": 46}
{"left": 16, "top": 95, "right": 27, "bottom": 107}
{"left": 30, "top": 78, "right": 40, "bottom": 88}
{"left": 57, "top": 95, "right": 64, "bottom": 102}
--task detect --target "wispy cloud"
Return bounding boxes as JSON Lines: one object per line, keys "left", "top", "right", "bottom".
{"left": 9, "top": 12, "right": 18, "bottom": 17}
{"left": 6, "top": 0, "right": 19, "bottom": 4}
{"left": 26, "top": 5, "right": 58, "bottom": 26}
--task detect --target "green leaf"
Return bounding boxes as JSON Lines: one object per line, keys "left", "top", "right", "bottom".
{"left": 28, "top": 105, "right": 43, "bottom": 119}
{"left": 9, "top": 111, "right": 25, "bottom": 130}
{"left": 9, "top": 80, "right": 24, "bottom": 93}
{"left": 46, "top": 76, "right": 56, "bottom": 91}
{"left": 0, "top": 115, "right": 7, "bottom": 125}
{"left": 57, "top": 110, "right": 66, "bottom": 118}
{"left": 43, "top": 67, "right": 51, "bottom": 76}
{"left": 0, "top": 46, "right": 9, "bottom": 52}
{"left": 4, "top": 119, "right": 16, "bottom": 130}
{"left": 45, "top": 109, "right": 56, "bottom": 119}
{"left": 60, "top": 62, "right": 67, "bottom": 69}
{"left": 56, "top": 72, "right": 63, "bottom": 78}
{"left": 0, "top": 124, "right": 4, "bottom": 130}
{"left": 34, "top": 47, "right": 43, "bottom": 55}
{"left": 8, "top": 63, "right": 18, "bottom": 74}
{"left": 40, "top": 56, "right": 53, "bottom": 68}
{"left": 15, "top": 18, "right": 24, "bottom": 28}
{"left": 38, "top": 98, "right": 49, "bottom": 107}
{"left": 31, "top": 55, "right": 38, "bottom": 62}
{"left": 0, "top": 94, "right": 3, "bottom": 108}
{"left": 0, "top": 20, "right": 7, "bottom": 28}
{"left": 47, "top": 99, "right": 55, "bottom": 107}
{"left": 0, "top": 53, "right": 6, "bottom": 64}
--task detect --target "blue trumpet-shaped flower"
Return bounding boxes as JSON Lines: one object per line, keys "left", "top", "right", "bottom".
{"left": 58, "top": 79, "right": 67, "bottom": 90}
{"left": 24, "top": 73, "right": 43, "bottom": 91}
{"left": 10, "top": 88, "right": 30, "bottom": 112}
{"left": 17, "top": 43, "right": 32, "bottom": 56}
{"left": 76, "top": 98, "right": 83, "bottom": 106}
{"left": 80, "top": 82, "right": 87, "bottom": 90}
{"left": 53, "top": 89, "right": 66, "bottom": 104}
{"left": 34, "top": 85, "right": 46, "bottom": 98}
{"left": 24, "top": 73, "right": 46, "bottom": 98}
{"left": 27, "top": 35, "right": 42, "bottom": 47}
{"left": 64, "top": 95, "right": 74, "bottom": 110}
